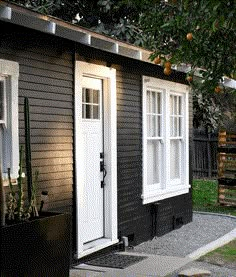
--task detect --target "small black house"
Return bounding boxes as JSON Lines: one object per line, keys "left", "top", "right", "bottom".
{"left": 0, "top": 1, "right": 192, "bottom": 260}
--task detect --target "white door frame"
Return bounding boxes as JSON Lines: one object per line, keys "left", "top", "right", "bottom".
{"left": 74, "top": 61, "right": 118, "bottom": 258}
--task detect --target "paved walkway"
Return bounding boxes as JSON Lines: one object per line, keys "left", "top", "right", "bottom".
{"left": 70, "top": 212, "right": 236, "bottom": 277}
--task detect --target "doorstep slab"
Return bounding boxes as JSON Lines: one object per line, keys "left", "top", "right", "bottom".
{"left": 75, "top": 252, "right": 192, "bottom": 277}
{"left": 70, "top": 268, "right": 106, "bottom": 277}
{"left": 178, "top": 267, "right": 211, "bottom": 277}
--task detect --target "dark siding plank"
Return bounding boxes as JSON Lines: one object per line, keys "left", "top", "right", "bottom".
{"left": 20, "top": 90, "right": 72, "bottom": 102}
{"left": 20, "top": 73, "right": 73, "bottom": 88}
{"left": 19, "top": 97, "right": 72, "bottom": 109}
{"left": 19, "top": 113, "right": 73, "bottom": 123}
{"left": 0, "top": 26, "right": 75, "bottom": 214}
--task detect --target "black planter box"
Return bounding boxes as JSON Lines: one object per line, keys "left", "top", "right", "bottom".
{"left": 1, "top": 212, "right": 71, "bottom": 277}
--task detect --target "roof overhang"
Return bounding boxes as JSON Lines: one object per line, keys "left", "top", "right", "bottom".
{"left": 0, "top": 1, "right": 151, "bottom": 62}
{"left": 0, "top": 1, "right": 235, "bottom": 89}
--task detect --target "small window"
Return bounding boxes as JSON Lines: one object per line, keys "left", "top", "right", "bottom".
{"left": 82, "top": 88, "right": 100, "bottom": 119}
{"left": 0, "top": 59, "right": 19, "bottom": 181}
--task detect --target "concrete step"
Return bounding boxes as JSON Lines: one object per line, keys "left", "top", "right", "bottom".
{"left": 178, "top": 267, "right": 211, "bottom": 277}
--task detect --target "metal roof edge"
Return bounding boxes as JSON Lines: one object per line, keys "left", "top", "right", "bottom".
{"left": 1, "top": 1, "right": 235, "bottom": 89}
{"left": 0, "top": 1, "right": 152, "bottom": 63}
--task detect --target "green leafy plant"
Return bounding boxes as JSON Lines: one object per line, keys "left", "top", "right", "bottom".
{"left": 0, "top": 163, "right": 6, "bottom": 226}
{"left": 5, "top": 146, "right": 39, "bottom": 224}
{"left": 1, "top": 97, "right": 39, "bottom": 225}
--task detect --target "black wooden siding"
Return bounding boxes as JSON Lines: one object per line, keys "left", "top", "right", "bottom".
{"left": 115, "top": 65, "right": 192, "bottom": 245}
{"left": 0, "top": 22, "right": 74, "bottom": 213}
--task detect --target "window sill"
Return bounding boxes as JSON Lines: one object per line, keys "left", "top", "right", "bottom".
{"left": 141, "top": 185, "right": 190, "bottom": 204}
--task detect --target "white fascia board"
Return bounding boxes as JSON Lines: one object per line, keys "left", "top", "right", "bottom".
{"left": 118, "top": 45, "right": 142, "bottom": 60}
{"left": 11, "top": 9, "right": 56, "bottom": 34}
{"left": 91, "top": 36, "right": 118, "bottom": 54}
{"left": 222, "top": 77, "right": 236, "bottom": 89}
{"left": 56, "top": 25, "right": 90, "bottom": 45}
{"left": 0, "top": 6, "right": 12, "bottom": 20}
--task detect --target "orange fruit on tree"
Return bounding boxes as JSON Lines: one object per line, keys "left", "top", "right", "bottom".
{"left": 214, "top": 86, "right": 222, "bottom": 93}
{"left": 186, "top": 33, "right": 193, "bottom": 41}
{"left": 154, "top": 56, "right": 161, "bottom": 64}
{"left": 186, "top": 75, "right": 193, "bottom": 83}
{"left": 164, "top": 67, "right": 172, "bottom": 76}
{"left": 164, "top": 61, "right": 172, "bottom": 68}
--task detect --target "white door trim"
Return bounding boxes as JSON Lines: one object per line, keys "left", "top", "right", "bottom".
{"left": 74, "top": 61, "right": 118, "bottom": 258}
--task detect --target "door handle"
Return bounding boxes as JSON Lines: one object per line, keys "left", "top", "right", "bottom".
{"left": 103, "top": 166, "right": 107, "bottom": 179}
{"left": 100, "top": 161, "right": 104, "bottom": 172}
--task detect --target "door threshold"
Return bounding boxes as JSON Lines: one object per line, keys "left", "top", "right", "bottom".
{"left": 76, "top": 239, "right": 119, "bottom": 259}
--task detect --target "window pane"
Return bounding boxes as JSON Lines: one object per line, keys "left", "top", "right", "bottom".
{"left": 170, "top": 95, "right": 173, "bottom": 115}
{"left": 147, "top": 140, "right": 160, "bottom": 185}
{"left": 82, "top": 88, "right": 86, "bottom": 102}
{"left": 93, "top": 105, "right": 99, "bottom": 119}
{"left": 174, "top": 117, "right": 178, "bottom": 136}
{"left": 170, "top": 140, "right": 180, "bottom": 180}
{"left": 86, "top": 105, "right": 93, "bottom": 118}
{"left": 82, "top": 104, "right": 86, "bottom": 118}
{"left": 86, "top": 89, "right": 93, "bottom": 103}
{"left": 157, "top": 93, "right": 161, "bottom": 114}
{"left": 179, "top": 96, "right": 182, "bottom": 115}
{"left": 152, "top": 115, "right": 156, "bottom": 136}
{"left": 93, "top": 90, "right": 99, "bottom": 104}
{"left": 147, "top": 90, "right": 151, "bottom": 113}
{"left": 0, "top": 81, "right": 3, "bottom": 120}
{"left": 179, "top": 117, "right": 182, "bottom": 136}
{"left": 157, "top": 116, "right": 161, "bottom": 136}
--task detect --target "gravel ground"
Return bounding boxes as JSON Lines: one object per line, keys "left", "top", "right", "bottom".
{"left": 131, "top": 212, "right": 236, "bottom": 257}
{"left": 130, "top": 212, "right": 236, "bottom": 277}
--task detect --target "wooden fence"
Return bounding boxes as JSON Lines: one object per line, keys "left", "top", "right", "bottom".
{"left": 217, "top": 130, "right": 236, "bottom": 206}
{"left": 192, "top": 130, "right": 218, "bottom": 179}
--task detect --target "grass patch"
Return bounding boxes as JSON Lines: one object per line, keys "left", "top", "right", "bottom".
{"left": 198, "top": 240, "right": 236, "bottom": 268}
{"left": 192, "top": 179, "right": 236, "bottom": 216}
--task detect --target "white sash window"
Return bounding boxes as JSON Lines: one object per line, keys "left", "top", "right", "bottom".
{"left": 142, "top": 77, "right": 190, "bottom": 204}
{"left": 0, "top": 60, "right": 19, "bottom": 181}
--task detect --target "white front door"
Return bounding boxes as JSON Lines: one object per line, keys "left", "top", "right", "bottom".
{"left": 81, "top": 76, "right": 104, "bottom": 243}
{"left": 75, "top": 61, "right": 118, "bottom": 259}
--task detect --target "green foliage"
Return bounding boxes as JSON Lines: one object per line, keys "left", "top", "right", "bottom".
{"left": 6, "top": 147, "right": 39, "bottom": 223}
{"left": 7, "top": 146, "right": 30, "bottom": 222}
{"left": 138, "top": 0, "right": 236, "bottom": 130}
{"left": 199, "top": 239, "right": 236, "bottom": 265}
{"left": 8, "top": 0, "right": 236, "bottom": 130}
{"left": 0, "top": 164, "right": 6, "bottom": 226}
{"left": 9, "top": 0, "right": 61, "bottom": 14}
{"left": 192, "top": 179, "right": 236, "bottom": 216}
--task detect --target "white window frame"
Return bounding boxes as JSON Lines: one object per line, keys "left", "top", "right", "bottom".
{"left": 0, "top": 76, "right": 7, "bottom": 125}
{"left": 142, "top": 76, "right": 190, "bottom": 204}
{"left": 0, "top": 59, "right": 19, "bottom": 182}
